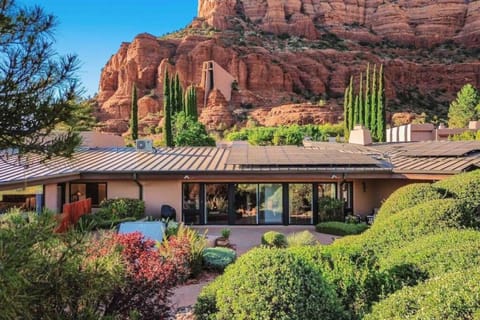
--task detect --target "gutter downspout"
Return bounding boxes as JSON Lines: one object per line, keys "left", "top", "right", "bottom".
{"left": 133, "top": 173, "right": 143, "bottom": 201}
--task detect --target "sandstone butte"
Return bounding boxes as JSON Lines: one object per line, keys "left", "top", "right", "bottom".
{"left": 96, "top": 0, "right": 480, "bottom": 135}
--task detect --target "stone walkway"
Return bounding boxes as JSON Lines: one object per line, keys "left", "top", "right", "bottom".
{"left": 170, "top": 226, "right": 339, "bottom": 313}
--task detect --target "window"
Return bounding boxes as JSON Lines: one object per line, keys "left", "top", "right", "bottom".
{"left": 289, "top": 184, "right": 313, "bottom": 225}
{"left": 70, "top": 183, "right": 106, "bottom": 206}
{"left": 318, "top": 183, "right": 343, "bottom": 222}
{"left": 205, "top": 184, "right": 228, "bottom": 225}
{"left": 182, "top": 183, "right": 201, "bottom": 224}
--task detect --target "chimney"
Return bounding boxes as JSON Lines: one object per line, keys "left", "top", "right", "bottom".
{"left": 349, "top": 125, "right": 372, "bottom": 146}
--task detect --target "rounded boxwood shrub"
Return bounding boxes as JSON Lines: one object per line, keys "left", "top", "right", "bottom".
{"left": 202, "top": 247, "right": 236, "bottom": 271}
{"left": 375, "top": 183, "right": 446, "bottom": 224}
{"left": 364, "top": 268, "right": 480, "bottom": 320}
{"left": 261, "top": 231, "right": 287, "bottom": 248}
{"left": 380, "top": 229, "right": 480, "bottom": 287}
{"left": 290, "top": 244, "right": 388, "bottom": 319}
{"left": 434, "top": 170, "right": 480, "bottom": 226}
{"left": 364, "top": 198, "right": 473, "bottom": 254}
{"left": 197, "top": 247, "right": 346, "bottom": 320}
{"left": 195, "top": 275, "right": 223, "bottom": 320}
{"left": 315, "top": 221, "right": 369, "bottom": 236}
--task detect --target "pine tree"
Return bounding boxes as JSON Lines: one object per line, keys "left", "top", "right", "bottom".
{"left": 448, "top": 84, "right": 480, "bottom": 128}
{"left": 348, "top": 76, "right": 354, "bottom": 131}
{"left": 130, "top": 84, "right": 139, "bottom": 141}
{"left": 364, "top": 63, "right": 370, "bottom": 129}
{"left": 370, "top": 64, "right": 377, "bottom": 139}
{"left": 163, "top": 70, "right": 173, "bottom": 147}
{"left": 358, "top": 72, "right": 364, "bottom": 126}
{"left": 376, "top": 64, "right": 385, "bottom": 142}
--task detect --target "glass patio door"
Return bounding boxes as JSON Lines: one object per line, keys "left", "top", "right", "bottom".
{"left": 258, "top": 184, "right": 283, "bottom": 224}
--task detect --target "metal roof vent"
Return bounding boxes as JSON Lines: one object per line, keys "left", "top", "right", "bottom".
{"left": 136, "top": 139, "right": 153, "bottom": 152}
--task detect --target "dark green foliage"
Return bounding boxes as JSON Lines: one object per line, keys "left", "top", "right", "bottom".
{"left": 364, "top": 268, "right": 480, "bottom": 320}
{"left": 375, "top": 183, "right": 447, "bottom": 224}
{"left": 364, "top": 63, "right": 370, "bottom": 127}
{"left": 0, "top": 210, "right": 124, "bottom": 319}
{"left": 343, "top": 86, "right": 349, "bottom": 138}
{"left": 318, "top": 197, "right": 345, "bottom": 222}
{"left": 172, "top": 73, "right": 183, "bottom": 114}
{"left": 0, "top": 1, "right": 82, "bottom": 161}
{"left": 130, "top": 84, "right": 139, "bottom": 141}
{"left": 358, "top": 72, "right": 364, "bottom": 125}
{"left": 163, "top": 70, "right": 174, "bottom": 147}
{"left": 354, "top": 94, "right": 360, "bottom": 126}
{"left": 370, "top": 64, "right": 377, "bottom": 136}
{"left": 316, "top": 221, "right": 369, "bottom": 236}
{"left": 173, "top": 111, "right": 215, "bottom": 146}
{"left": 57, "top": 99, "right": 97, "bottom": 132}
{"left": 184, "top": 85, "right": 198, "bottom": 120}
{"left": 290, "top": 244, "right": 389, "bottom": 319}
{"left": 196, "top": 248, "right": 345, "bottom": 320}
{"left": 447, "top": 83, "right": 480, "bottom": 128}
{"left": 202, "top": 247, "right": 236, "bottom": 271}
{"left": 98, "top": 198, "right": 145, "bottom": 220}
{"left": 365, "top": 199, "right": 474, "bottom": 254}
{"left": 261, "top": 231, "right": 287, "bottom": 248}
{"left": 348, "top": 76, "right": 354, "bottom": 131}
{"left": 380, "top": 230, "right": 480, "bottom": 287}
{"left": 376, "top": 64, "right": 385, "bottom": 141}
{"left": 434, "top": 169, "right": 480, "bottom": 219}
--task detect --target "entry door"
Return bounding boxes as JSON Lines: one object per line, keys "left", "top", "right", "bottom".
{"left": 258, "top": 184, "right": 283, "bottom": 225}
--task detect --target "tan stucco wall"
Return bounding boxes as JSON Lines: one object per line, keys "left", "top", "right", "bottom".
{"left": 141, "top": 180, "right": 182, "bottom": 219}
{"left": 108, "top": 180, "right": 140, "bottom": 199}
{"left": 44, "top": 184, "right": 59, "bottom": 213}
{"left": 353, "top": 179, "right": 425, "bottom": 216}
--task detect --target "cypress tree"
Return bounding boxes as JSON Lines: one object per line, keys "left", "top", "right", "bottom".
{"left": 163, "top": 70, "right": 173, "bottom": 147}
{"left": 185, "top": 85, "right": 198, "bottom": 120}
{"left": 175, "top": 74, "right": 183, "bottom": 113}
{"left": 348, "top": 76, "right": 354, "bottom": 130}
{"left": 376, "top": 64, "right": 385, "bottom": 142}
{"left": 364, "top": 63, "right": 370, "bottom": 129}
{"left": 358, "top": 72, "right": 364, "bottom": 126}
{"left": 370, "top": 64, "right": 377, "bottom": 139}
{"left": 130, "top": 84, "right": 139, "bottom": 141}
{"left": 344, "top": 86, "right": 349, "bottom": 138}
{"left": 354, "top": 94, "right": 360, "bottom": 126}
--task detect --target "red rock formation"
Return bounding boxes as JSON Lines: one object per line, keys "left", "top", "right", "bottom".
{"left": 198, "top": 89, "right": 235, "bottom": 130}
{"left": 95, "top": 0, "right": 480, "bottom": 135}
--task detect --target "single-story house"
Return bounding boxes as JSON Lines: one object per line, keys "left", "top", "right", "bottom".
{"left": 0, "top": 139, "right": 479, "bottom": 225}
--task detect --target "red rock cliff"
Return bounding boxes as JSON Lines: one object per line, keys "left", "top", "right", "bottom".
{"left": 96, "top": 0, "right": 480, "bottom": 134}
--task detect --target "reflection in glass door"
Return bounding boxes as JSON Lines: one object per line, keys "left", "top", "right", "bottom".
{"left": 205, "top": 184, "right": 229, "bottom": 224}
{"left": 259, "top": 184, "right": 283, "bottom": 224}
{"left": 234, "top": 184, "right": 258, "bottom": 225}
{"left": 182, "top": 183, "right": 201, "bottom": 224}
{"left": 289, "top": 184, "right": 313, "bottom": 225}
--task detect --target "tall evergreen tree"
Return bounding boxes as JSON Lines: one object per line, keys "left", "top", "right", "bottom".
{"left": 358, "top": 72, "right": 364, "bottom": 126}
{"left": 163, "top": 70, "right": 173, "bottom": 147}
{"left": 175, "top": 74, "right": 183, "bottom": 114}
{"left": 364, "top": 63, "right": 370, "bottom": 128}
{"left": 376, "top": 64, "right": 385, "bottom": 142}
{"left": 448, "top": 84, "right": 480, "bottom": 128}
{"left": 344, "top": 86, "right": 349, "bottom": 138}
{"left": 354, "top": 95, "right": 360, "bottom": 126}
{"left": 184, "top": 85, "right": 198, "bottom": 120}
{"left": 0, "top": 1, "right": 81, "bottom": 163}
{"left": 348, "top": 76, "right": 354, "bottom": 131}
{"left": 370, "top": 64, "right": 377, "bottom": 139}
{"left": 130, "top": 84, "right": 139, "bottom": 141}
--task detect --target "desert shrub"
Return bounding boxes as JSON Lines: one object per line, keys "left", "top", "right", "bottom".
{"left": 316, "top": 221, "right": 369, "bottom": 236}
{"left": 380, "top": 229, "right": 480, "bottom": 287}
{"left": 364, "top": 268, "right": 480, "bottom": 320}
{"left": 158, "top": 223, "right": 207, "bottom": 279}
{"left": 261, "top": 230, "right": 287, "bottom": 248}
{"left": 202, "top": 247, "right": 236, "bottom": 271}
{"left": 286, "top": 230, "right": 318, "bottom": 247}
{"left": 434, "top": 169, "right": 480, "bottom": 225}
{"left": 375, "top": 183, "right": 446, "bottom": 224}
{"left": 98, "top": 198, "right": 145, "bottom": 220}
{"left": 364, "top": 198, "right": 474, "bottom": 254}
{"left": 0, "top": 210, "right": 124, "bottom": 319}
{"left": 198, "top": 248, "right": 346, "bottom": 320}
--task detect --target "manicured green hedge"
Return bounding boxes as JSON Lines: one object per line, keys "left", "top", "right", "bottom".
{"left": 434, "top": 170, "right": 480, "bottom": 224}
{"left": 289, "top": 244, "right": 388, "bottom": 319}
{"left": 98, "top": 198, "right": 145, "bottom": 220}
{"left": 364, "top": 198, "right": 473, "bottom": 254}
{"left": 261, "top": 231, "right": 287, "bottom": 248}
{"left": 195, "top": 248, "right": 346, "bottom": 320}
{"left": 202, "top": 247, "right": 236, "bottom": 271}
{"left": 375, "top": 183, "right": 446, "bottom": 224}
{"left": 364, "top": 268, "right": 480, "bottom": 320}
{"left": 379, "top": 229, "right": 480, "bottom": 287}
{"left": 315, "top": 221, "right": 369, "bottom": 236}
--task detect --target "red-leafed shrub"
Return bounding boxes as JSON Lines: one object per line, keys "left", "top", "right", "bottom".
{"left": 93, "top": 232, "right": 180, "bottom": 319}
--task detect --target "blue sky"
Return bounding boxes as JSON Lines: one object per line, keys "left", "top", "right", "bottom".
{"left": 19, "top": 1, "right": 197, "bottom": 97}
